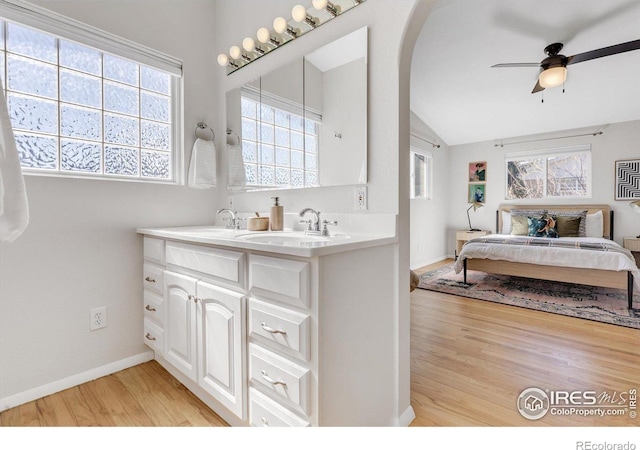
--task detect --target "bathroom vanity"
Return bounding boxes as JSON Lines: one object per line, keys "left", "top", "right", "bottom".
{"left": 137, "top": 216, "right": 400, "bottom": 426}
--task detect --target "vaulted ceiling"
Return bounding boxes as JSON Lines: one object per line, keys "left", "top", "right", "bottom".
{"left": 410, "top": 0, "right": 640, "bottom": 146}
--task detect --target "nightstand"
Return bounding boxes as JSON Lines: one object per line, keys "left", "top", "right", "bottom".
{"left": 623, "top": 237, "right": 640, "bottom": 253}
{"left": 456, "top": 230, "right": 491, "bottom": 259}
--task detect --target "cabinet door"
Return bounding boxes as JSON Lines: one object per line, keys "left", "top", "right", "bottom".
{"left": 197, "top": 280, "right": 246, "bottom": 420}
{"left": 164, "top": 271, "right": 198, "bottom": 381}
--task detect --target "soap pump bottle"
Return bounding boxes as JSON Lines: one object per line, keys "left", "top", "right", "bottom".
{"left": 270, "top": 197, "right": 283, "bottom": 231}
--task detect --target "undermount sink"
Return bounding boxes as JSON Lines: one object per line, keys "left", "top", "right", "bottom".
{"left": 169, "top": 226, "right": 235, "bottom": 237}
{"left": 235, "top": 232, "right": 350, "bottom": 246}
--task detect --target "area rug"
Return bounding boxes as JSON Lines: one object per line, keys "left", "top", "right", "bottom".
{"left": 417, "top": 263, "right": 640, "bottom": 329}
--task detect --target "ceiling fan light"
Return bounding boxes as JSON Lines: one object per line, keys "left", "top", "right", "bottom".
{"left": 539, "top": 66, "right": 567, "bottom": 88}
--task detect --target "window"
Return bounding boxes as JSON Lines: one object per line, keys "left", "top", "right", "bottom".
{"left": 241, "top": 89, "right": 320, "bottom": 189}
{"left": 410, "top": 150, "right": 432, "bottom": 199}
{"left": 0, "top": 7, "right": 182, "bottom": 183}
{"left": 505, "top": 145, "right": 591, "bottom": 199}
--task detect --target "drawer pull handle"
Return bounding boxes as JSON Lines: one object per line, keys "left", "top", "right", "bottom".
{"left": 261, "top": 322, "right": 287, "bottom": 336}
{"left": 145, "top": 333, "right": 156, "bottom": 341}
{"left": 145, "top": 305, "right": 156, "bottom": 312}
{"left": 145, "top": 276, "right": 156, "bottom": 283}
{"left": 261, "top": 370, "right": 287, "bottom": 387}
{"left": 261, "top": 418, "right": 269, "bottom": 427}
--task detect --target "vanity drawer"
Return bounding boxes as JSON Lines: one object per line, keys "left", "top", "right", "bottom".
{"left": 250, "top": 388, "right": 310, "bottom": 427}
{"left": 144, "top": 237, "right": 165, "bottom": 265}
{"left": 143, "top": 263, "right": 164, "bottom": 294}
{"left": 143, "top": 319, "right": 163, "bottom": 355}
{"left": 143, "top": 290, "right": 164, "bottom": 325}
{"left": 249, "top": 343, "right": 310, "bottom": 415}
{"left": 249, "top": 298, "right": 310, "bottom": 362}
{"left": 249, "top": 255, "right": 310, "bottom": 308}
{"left": 166, "top": 242, "right": 245, "bottom": 291}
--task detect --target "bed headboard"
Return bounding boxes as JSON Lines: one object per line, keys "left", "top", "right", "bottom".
{"left": 496, "top": 204, "right": 613, "bottom": 240}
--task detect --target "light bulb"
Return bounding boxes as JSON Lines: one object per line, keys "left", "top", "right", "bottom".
{"left": 292, "top": 5, "right": 307, "bottom": 22}
{"left": 312, "top": 0, "right": 328, "bottom": 10}
{"left": 229, "top": 45, "right": 242, "bottom": 60}
{"left": 538, "top": 66, "right": 567, "bottom": 88}
{"left": 257, "top": 27, "right": 271, "bottom": 44}
{"left": 242, "top": 37, "right": 256, "bottom": 52}
{"left": 217, "top": 53, "right": 229, "bottom": 67}
{"left": 273, "top": 16, "right": 288, "bottom": 34}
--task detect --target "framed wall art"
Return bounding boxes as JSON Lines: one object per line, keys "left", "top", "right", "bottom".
{"left": 468, "top": 183, "right": 485, "bottom": 203}
{"left": 468, "top": 161, "right": 487, "bottom": 182}
{"left": 614, "top": 159, "right": 640, "bottom": 200}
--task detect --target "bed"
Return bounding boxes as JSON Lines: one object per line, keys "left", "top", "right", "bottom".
{"left": 453, "top": 204, "right": 640, "bottom": 309}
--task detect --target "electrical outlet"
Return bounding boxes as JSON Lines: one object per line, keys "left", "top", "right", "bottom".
{"left": 90, "top": 306, "right": 107, "bottom": 331}
{"left": 355, "top": 186, "right": 368, "bottom": 210}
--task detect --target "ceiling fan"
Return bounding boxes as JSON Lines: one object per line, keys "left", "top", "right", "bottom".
{"left": 492, "top": 39, "right": 640, "bottom": 93}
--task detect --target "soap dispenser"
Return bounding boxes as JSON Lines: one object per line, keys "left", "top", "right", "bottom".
{"left": 270, "top": 197, "right": 283, "bottom": 231}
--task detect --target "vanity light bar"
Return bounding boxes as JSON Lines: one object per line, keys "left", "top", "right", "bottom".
{"left": 217, "top": 0, "right": 366, "bottom": 74}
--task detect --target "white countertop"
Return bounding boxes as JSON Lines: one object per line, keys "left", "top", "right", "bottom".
{"left": 137, "top": 225, "right": 398, "bottom": 257}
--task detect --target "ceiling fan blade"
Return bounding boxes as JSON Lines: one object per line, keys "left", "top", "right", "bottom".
{"left": 492, "top": 63, "right": 539, "bottom": 68}
{"left": 567, "top": 39, "right": 640, "bottom": 65}
{"left": 531, "top": 80, "right": 544, "bottom": 94}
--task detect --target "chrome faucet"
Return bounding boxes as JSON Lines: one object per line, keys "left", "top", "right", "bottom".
{"left": 217, "top": 208, "right": 240, "bottom": 229}
{"left": 299, "top": 208, "right": 321, "bottom": 234}
{"left": 299, "top": 208, "right": 338, "bottom": 236}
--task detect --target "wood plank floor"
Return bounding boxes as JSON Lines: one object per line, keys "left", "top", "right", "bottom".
{"left": 2, "top": 258, "right": 638, "bottom": 426}
{"left": 410, "top": 259, "right": 640, "bottom": 426}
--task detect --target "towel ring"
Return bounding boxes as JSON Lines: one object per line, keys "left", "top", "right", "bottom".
{"left": 195, "top": 122, "right": 215, "bottom": 141}
{"left": 226, "top": 128, "right": 240, "bottom": 146}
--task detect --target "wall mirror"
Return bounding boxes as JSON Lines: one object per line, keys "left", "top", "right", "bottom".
{"left": 226, "top": 26, "right": 368, "bottom": 192}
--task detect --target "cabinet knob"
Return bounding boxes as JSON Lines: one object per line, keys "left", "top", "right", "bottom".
{"left": 145, "top": 333, "right": 156, "bottom": 341}
{"left": 260, "top": 370, "right": 287, "bottom": 387}
{"left": 261, "top": 417, "right": 269, "bottom": 427}
{"left": 188, "top": 294, "right": 198, "bottom": 303}
{"left": 145, "top": 305, "right": 156, "bottom": 312}
{"left": 145, "top": 276, "right": 156, "bottom": 283}
{"left": 260, "top": 322, "right": 287, "bottom": 335}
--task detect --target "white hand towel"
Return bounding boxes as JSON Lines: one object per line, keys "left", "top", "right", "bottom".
{"left": 0, "top": 83, "right": 29, "bottom": 243}
{"left": 227, "top": 143, "right": 246, "bottom": 189}
{"left": 188, "top": 138, "right": 216, "bottom": 188}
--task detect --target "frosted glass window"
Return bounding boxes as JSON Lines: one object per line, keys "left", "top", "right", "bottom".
{"left": 60, "top": 69, "right": 102, "bottom": 108}
{"left": 240, "top": 95, "right": 320, "bottom": 189}
{"left": 61, "top": 140, "right": 101, "bottom": 173}
{"left": 104, "top": 54, "right": 139, "bottom": 86}
{"left": 7, "top": 23, "right": 56, "bottom": 63}
{"left": 1, "top": 17, "right": 179, "bottom": 183}
{"left": 8, "top": 93, "right": 58, "bottom": 134}
{"left": 60, "top": 41, "right": 101, "bottom": 75}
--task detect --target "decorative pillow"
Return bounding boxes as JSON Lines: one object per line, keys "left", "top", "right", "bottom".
{"left": 527, "top": 214, "right": 559, "bottom": 238}
{"left": 555, "top": 215, "right": 581, "bottom": 237}
{"left": 510, "top": 209, "right": 547, "bottom": 236}
{"left": 510, "top": 216, "right": 530, "bottom": 235}
{"left": 548, "top": 210, "right": 587, "bottom": 237}
{"left": 585, "top": 210, "right": 604, "bottom": 238}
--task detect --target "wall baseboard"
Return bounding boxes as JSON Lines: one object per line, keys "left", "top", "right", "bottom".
{"left": 0, "top": 351, "right": 154, "bottom": 412}
{"left": 396, "top": 405, "right": 416, "bottom": 426}
{"left": 411, "top": 255, "right": 450, "bottom": 270}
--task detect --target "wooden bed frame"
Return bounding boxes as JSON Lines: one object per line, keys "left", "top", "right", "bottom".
{"left": 462, "top": 204, "right": 635, "bottom": 309}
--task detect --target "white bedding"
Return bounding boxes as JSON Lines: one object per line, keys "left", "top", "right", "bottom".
{"left": 453, "top": 234, "right": 640, "bottom": 291}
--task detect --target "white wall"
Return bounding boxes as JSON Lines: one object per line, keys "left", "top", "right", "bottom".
{"left": 446, "top": 120, "right": 640, "bottom": 254}
{"left": 409, "top": 111, "right": 450, "bottom": 269}
{"left": 0, "top": 1, "right": 220, "bottom": 402}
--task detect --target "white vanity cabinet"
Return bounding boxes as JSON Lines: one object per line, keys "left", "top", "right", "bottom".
{"left": 139, "top": 228, "right": 400, "bottom": 427}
